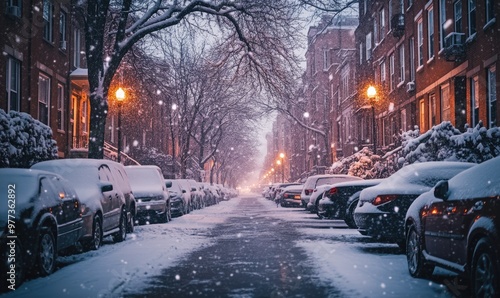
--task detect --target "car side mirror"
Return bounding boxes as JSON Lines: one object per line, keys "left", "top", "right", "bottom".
{"left": 191, "top": 187, "right": 196, "bottom": 191}
{"left": 100, "top": 182, "right": 113, "bottom": 193}
{"left": 433, "top": 180, "right": 449, "bottom": 200}
{"left": 165, "top": 180, "right": 172, "bottom": 188}
{"left": 182, "top": 189, "right": 186, "bottom": 193}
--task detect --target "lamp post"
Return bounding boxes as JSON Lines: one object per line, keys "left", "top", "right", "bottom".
{"left": 303, "top": 112, "right": 309, "bottom": 174}
{"left": 271, "top": 168, "right": 275, "bottom": 183}
{"left": 116, "top": 87, "right": 125, "bottom": 163}
{"left": 367, "top": 85, "right": 377, "bottom": 155}
{"left": 279, "top": 152, "right": 285, "bottom": 183}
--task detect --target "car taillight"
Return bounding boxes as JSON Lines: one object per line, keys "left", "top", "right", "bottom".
{"left": 304, "top": 189, "right": 313, "bottom": 195}
{"left": 373, "top": 195, "right": 398, "bottom": 206}
{"left": 327, "top": 187, "right": 338, "bottom": 195}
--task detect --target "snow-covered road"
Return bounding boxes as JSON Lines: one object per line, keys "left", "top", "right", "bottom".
{"left": 2, "top": 195, "right": 457, "bottom": 297}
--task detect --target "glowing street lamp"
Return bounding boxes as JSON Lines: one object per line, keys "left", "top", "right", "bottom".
{"left": 116, "top": 87, "right": 125, "bottom": 163}
{"left": 279, "top": 152, "right": 285, "bottom": 183}
{"left": 367, "top": 85, "right": 377, "bottom": 155}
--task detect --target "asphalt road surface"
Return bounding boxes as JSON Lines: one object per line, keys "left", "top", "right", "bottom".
{"left": 125, "top": 196, "right": 341, "bottom": 297}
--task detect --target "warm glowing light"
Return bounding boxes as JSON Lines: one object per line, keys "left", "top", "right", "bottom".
{"left": 116, "top": 87, "right": 125, "bottom": 101}
{"left": 279, "top": 153, "right": 285, "bottom": 159}
{"left": 367, "top": 85, "right": 377, "bottom": 98}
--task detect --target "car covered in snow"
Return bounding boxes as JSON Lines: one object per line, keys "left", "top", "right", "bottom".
{"left": 32, "top": 159, "right": 133, "bottom": 250}
{"left": 405, "top": 156, "right": 500, "bottom": 297}
{"left": 317, "top": 179, "right": 383, "bottom": 225}
{"left": 307, "top": 183, "right": 339, "bottom": 214}
{"left": 354, "top": 161, "right": 475, "bottom": 248}
{"left": 0, "top": 169, "right": 84, "bottom": 285}
{"left": 167, "top": 179, "right": 191, "bottom": 216}
{"left": 277, "top": 184, "right": 304, "bottom": 207}
{"left": 125, "top": 165, "right": 172, "bottom": 224}
{"left": 301, "top": 174, "right": 363, "bottom": 210}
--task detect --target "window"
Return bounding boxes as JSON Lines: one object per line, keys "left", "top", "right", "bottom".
{"left": 454, "top": 1, "right": 462, "bottom": 33}
{"left": 57, "top": 84, "right": 65, "bottom": 131}
{"left": 417, "top": 19, "right": 424, "bottom": 67}
{"left": 388, "top": 0, "right": 393, "bottom": 25}
{"left": 468, "top": 0, "right": 476, "bottom": 37}
{"left": 43, "top": 0, "right": 53, "bottom": 42}
{"left": 485, "top": 0, "right": 494, "bottom": 24}
{"left": 6, "top": 0, "right": 22, "bottom": 17}
{"left": 401, "top": 109, "right": 407, "bottom": 131}
{"left": 408, "top": 0, "right": 413, "bottom": 8}
{"left": 399, "top": 45, "right": 405, "bottom": 83}
{"left": 373, "top": 13, "right": 378, "bottom": 44}
{"left": 470, "top": 76, "right": 479, "bottom": 127}
{"left": 82, "top": 99, "right": 88, "bottom": 133}
{"left": 6, "top": 57, "right": 20, "bottom": 112}
{"left": 38, "top": 74, "right": 51, "bottom": 125}
{"left": 323, "top": 49, "right": 329, "bottom": 70}
{"left": 409, "top": 37, "right": 415, "bottom": 81}
{"left": 380, "top": 61, "right": 386, "bottom": 84}
{"left": 341, "top": 67, "right": 349, "bottom": 100}
{"left": 427, "top": 6, "right": 435, "bottom": 60}
{"left": 440, "top": 84, "right": 451, "bottom": 121}
{"left": 380, "top": 8, "right": 386, "bottom": 37}
{"left": 389, "top": 53, "right": 395, "bottom": 91}
{"left": 439, "top": 0, "right": 446, "bottom": 50}
{"left": 420, "top": 99, "right": 426, "bottom": 131}
{"left": 73, "top": 29, "right": 81, "bottom": 68}
{"left": 60, "top": 10, "right": 67, "bottom": 50}
{"left": 429, "top": 93, "right": 437, "bottom": 127}
{"left": 399, "top": 0, "right": 404, "bottom": 13}
{"left": 359, "top": 42, "right": 363, "bottom": 64}
{"left": 487, "top": 66, "right": 497, "bottom": 127}
{"left": 366, "top": 33, "right": 372, "bottom": 60}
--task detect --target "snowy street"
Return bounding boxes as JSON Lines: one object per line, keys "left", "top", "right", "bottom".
{"left": 2, "top": 195, "right": 462, "bottom": 298}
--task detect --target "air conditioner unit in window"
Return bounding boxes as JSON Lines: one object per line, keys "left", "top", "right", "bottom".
{"left": 60, "top": 40, "right": 67, "bottom": 50}
{"left": 443, "top": 32, "right": 466, "bottom": 62}
{"left": 406, "top": 81, "right": 415, "bottom": 93}
{"left": 6, "top": 6, "right": 21, "bottom": 18}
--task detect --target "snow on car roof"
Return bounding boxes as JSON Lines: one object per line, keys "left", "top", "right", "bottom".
{"left": 447, "top": 156, "right": 500, "bottom": 200}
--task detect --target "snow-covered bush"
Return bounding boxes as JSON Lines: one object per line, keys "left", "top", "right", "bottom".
{"left": 329, "top": 121, "right": 500, "bottom": 179}
{"left": 132, "top": 147, "right": 174, "bottom": 176}
{"left": 399, "top": 121, "right": 500, "bottom": 165}
{"left": 0, "top": 109, "right": 58, "bottom": 168}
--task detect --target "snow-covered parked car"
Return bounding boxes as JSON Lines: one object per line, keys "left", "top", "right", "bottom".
{"left": 0, "top": 169, "right": 84, "bottom": 286}
{"left": 125, "top": 165, "right": 172, "bottom": 224}
{"left": 354, "top": 161, "right": 475, "bottom": 248}
{"left": 301, "top": 174, "right": 363, "bottom": 211}
{"left": 405, "top": 156, "right": 500, "bottom": 297}
{"left": 32, "top": 159, "right": 133, "bottom": 250}
{"left": 167, "top": 179, "right": 190, "bottom": 216}
{"left": 317, "top": 179, "right": 383, "bottom": 225}
{"left": 278, "top": 184, "right": 304, "bottom": 207}
{"left": 307, "top": 183, "right": 339, "bottom": 214}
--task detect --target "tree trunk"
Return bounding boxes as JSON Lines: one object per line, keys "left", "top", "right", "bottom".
{"left": 88, "top": 94, "right": 108, "bottom": 159}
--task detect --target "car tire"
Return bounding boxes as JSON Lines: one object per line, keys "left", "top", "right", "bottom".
{"left": 160, "top": 203, "right": 169, "bottom": 223}
{"left": 167, "top": 203, "right": 172, "bottom": 222}
{"left": 344, "top": 201, "right": 358, "bottom": 229}
{"left": 112, "top": 210, "right": 127, "bottom": 242}
{"left": 471, "top": 238, "right": 499, "bottom": 298}
{"left": 36, "top": 228, "right": 56, "bottom": 277}
{"left": 85, "top": 214, "right": 103, "bottom": 251}
{"left": 406, "top": 226, "right": 434, "bottom": 278}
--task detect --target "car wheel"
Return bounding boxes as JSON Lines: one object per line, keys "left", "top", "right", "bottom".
{"left": 86, "top": 214, "right": 103, "bottom": 251}
{"left": 344, "top": 201, "right": 358, "bottom": 229}
{"left": 160, "top": 203, "right": 169, "bottom": 223}
{"left": 406, "top": 226, "right": 434, "bottom": 278}
{"left": 37, "top": 228, "right": 56, "bottom": 276}
{"left": 471, "top": 238, "right": 499, "bottom": 298}
{"left": 112, "top": 210, "right": 127, "bottom": 242}
{"left": 167, "top": 204, "right": 172, "bottom": 222}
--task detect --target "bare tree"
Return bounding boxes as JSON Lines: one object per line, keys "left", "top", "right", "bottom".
{"left": 76, "top": 0, "right": 310, "bottom": 159}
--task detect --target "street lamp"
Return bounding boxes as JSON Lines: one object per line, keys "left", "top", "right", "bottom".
{"left": 279, "top": 152, "right": 285, "bottom": 183}
{"left": 303, "top": 112, "right": 310, "bottom": 173}
{"left": 367, "top": 85, "right": 377, "bottom": 155}
{"left": 116, "top": 87, "right": 125, "bottom": 163}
